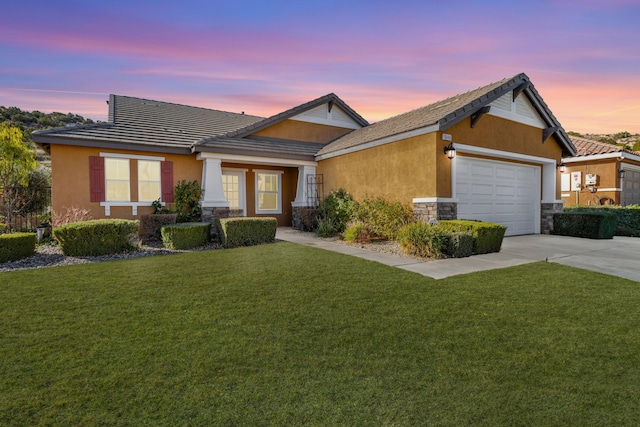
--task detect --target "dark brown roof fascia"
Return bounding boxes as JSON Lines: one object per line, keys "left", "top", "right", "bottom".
{"left": 31, "top": 134, "right": 192, "bottom": 155}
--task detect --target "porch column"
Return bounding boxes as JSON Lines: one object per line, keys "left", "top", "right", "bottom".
{"left": 291, "top": 165, "right": 317, "bottom": 230}
{"left": 200, "top": 158, "right": 229, "bottom": 208}
{"left": 291, "top": 165, "right": 317, "bottom": 207}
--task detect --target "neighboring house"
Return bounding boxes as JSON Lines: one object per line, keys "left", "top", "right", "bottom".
{"left": 33, "top": 72, "right": 575, "bottom": 236}
{"left": 560, "top": 136, "right": 640, "bottom": 206}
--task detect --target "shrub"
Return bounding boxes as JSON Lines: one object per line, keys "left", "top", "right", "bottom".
{"left": 53, "top": 219, "right": 139, "bottom": 256}
{"left": 161, "top": 222, "right": 210, "bottom": 250}
{"left": 397, "top": 221, "right": 450, "bottom": 258}
{"left": 52, "top": 206, "right": 92, "bottom": 227}
{"left": 438, "top": 220, "right": 507, "bottom": 254}
{"left": 353, "top": 196, "right": 414, "bottom": 240}
{"left": 553, "top": 211, "right": 617, "bottom": 239}
{"left": 0, "top": 223, "right": 6, "bottom": 234}
{"left": 299, "top": 208, "right": 320, "bottom": 232}
{"left": 564, "top": 205, "right": 640, "bottom": 237}
{"left": 318, "top": 189, "right": 357, "bottom": 236}
{"left": 0, "top": 232, "right": 36, "bottom": 262}
{"left": 217, "top": 217, "right": 277, "bottom": 249}
{"left": 174, "top": 180, "right": 202, "bottom": 223}
{"left": 139, "top": 213, "right": 177, "bottom": 240}
{"left": 445, "top": 232, "right": 474, "bottom": 258}
{"left": 344, "top": 221, "right": 370, "bottom": 243}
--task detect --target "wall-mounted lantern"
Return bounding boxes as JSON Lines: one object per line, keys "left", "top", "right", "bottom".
{"left": 557, "top": 162, "right": 566, "bottom": 173}
{"left": 444, "top": 143, "right": 456, "bottom": 159}
{"left": 619, "top": 169, "right": 626, "bottom": 179}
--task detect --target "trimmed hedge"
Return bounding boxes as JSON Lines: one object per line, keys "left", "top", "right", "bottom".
{"left": 217, "top": 217, "right": 277, "bottom": 249}
{"left": 553, "top": 211, "right": 617, "bottom": 239}
{"left": 446, "top": 231, "right": 474, "bottom": 258}
{"left": 161, "top": 222, "right": 210, "bottom": 250}
{"left": 0, "top": 232, "right": 37, "bottom": 263}
{"left": 438, "top": 220, "right": 507, "bottom": 254}
{"left": 139, "top": 214, "right": 177, "bottom": 240}
{"left": 564, "top": 205, "right": 640, "bottom": 237}
{"left": 53, "top": 219, "right": 139, "bottom": 256}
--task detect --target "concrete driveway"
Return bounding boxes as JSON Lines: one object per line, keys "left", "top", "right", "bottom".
{"left": 276, "top": 228, "right": 640, "bottom": 281}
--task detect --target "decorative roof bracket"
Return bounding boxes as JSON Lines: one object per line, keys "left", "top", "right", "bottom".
{"left": 542, "top": 126, "right": 559, "bottom": 143}
{"left": 513, "top": 82, "right": 529, "bottom": 101}
{"left": 470, "top": 106, "right": 491, "bottom": 128}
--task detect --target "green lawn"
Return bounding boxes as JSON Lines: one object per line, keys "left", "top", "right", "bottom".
{"left": 1, "top": 242, "right": 639, "bottom": 426}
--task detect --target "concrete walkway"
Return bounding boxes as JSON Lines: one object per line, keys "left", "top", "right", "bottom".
{"left": 276, "top": 228, "right": 640, "bottom": 281}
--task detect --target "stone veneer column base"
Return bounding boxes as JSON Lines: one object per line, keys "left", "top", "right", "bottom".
{"left": 201, "top": 206, "right": 230, "bottom": 239}
{"left": 540, "top": 202, "right": 564, "bottom": 234}
{"left": 292, "top": 206, "right": 319, "bottom": 231}
{"left": 413, "top": 201, "right": 458, "bottom": 222}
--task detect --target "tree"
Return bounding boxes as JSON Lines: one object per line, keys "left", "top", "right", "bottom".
{"left": 0, "top": 123, "right": 37, "bottom": 230}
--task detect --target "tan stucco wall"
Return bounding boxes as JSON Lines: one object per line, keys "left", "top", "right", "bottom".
{"left": 561, "top": 158, "right": 626, "bottom": 206}
{"left": 50, "top": 145, "right": 201, "bottom": 220}
{"left": 253, "top": 119, "right": 354, "bottom": 144}
{"left": 447, "top": 114, "right": 564, "bottom": 160}
{"left": 317, "top": 133, "right": 437, "bottom": 205}
{"left": 221, "top": 163, "right": 298, "bottom": 226}
{"left": 318, "top": 114, "right": 566, "bottom": 203}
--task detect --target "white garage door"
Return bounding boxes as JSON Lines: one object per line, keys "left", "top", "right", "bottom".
{"left": 455, "top": 157, "right": 540, "bottom": 236}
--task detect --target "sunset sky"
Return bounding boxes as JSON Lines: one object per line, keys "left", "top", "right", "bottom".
{"left": 1, "top": 0, "right": 639, "bottom": 134}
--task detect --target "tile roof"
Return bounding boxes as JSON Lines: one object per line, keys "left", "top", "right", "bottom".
{"left": 33, "top": 95, "right": 265, "bottom": 153}
{"left": 216, "top": 93, "right": 369, "bottom": 139}
{"left": 195, "top": 137, "right": 323, "bottom": 161}
{"left": 317, "top": 73, "right": 575, "bottom": 157}
{"left": 569, "top": 136, "right": 640, "bottom": 157}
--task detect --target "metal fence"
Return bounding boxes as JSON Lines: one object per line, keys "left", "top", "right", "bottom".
{"left": 0, "top": 186, "right": 52, "bottom": 232}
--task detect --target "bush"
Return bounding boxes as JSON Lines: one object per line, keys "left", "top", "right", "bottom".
{"left": 52, "top": 206, "right": 93, "bottom": 227}
{"left": 318, "top": 189, "right": 357, "bottom": 236}
{"left": 53, "top": 219, "right": 139, "bottom": 256}
{"left": 174, "top": 180, "right": 202, "bottom": 223}
{"left": 161, "top": 222, "right": 210, "bottom": 250}
{"left": 438, "top": 220, "right": 507, "bottom": 254}
{"left": 397, "top": 221, "right": 450, "bottom": 258}
{"left": 446, "top": 232, "right": 474, "bottom": 258}
{"left": 344, "top": 221, "right": 371, "bottom": 243}
{"left": 139, "top": 213, "right": 177, "bottom": 240}
{"left": 353, "top": 196, "right": 414, "bottom": 240}
{"left": 0, "top": 232, "right": 36, "bottom": 262}
{"left": 564, "top": 205, "right": 640, "bottom": 237}
{"left": 553, "top": 211, "right": 617, "bottom": 239}
{"left": 299, "top": 208, "right": 320, "bottom": 232}
{"left": 217, "top": 217, "right": 277, "bottom": 249}
{"left": 0, "top": 223, "right": 6, "bottom": 234}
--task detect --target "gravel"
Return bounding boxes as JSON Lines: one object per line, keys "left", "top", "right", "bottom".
{"left": 0, "top": 240, "right": 223, "bottom": 273}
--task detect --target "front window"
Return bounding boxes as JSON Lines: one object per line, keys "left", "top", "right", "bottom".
{"left": 105, "top": 158, "right": 130, "bottom": 201}
{"left": 255, "top": 171, "right": 282, "bottom": 214}
{"left": 138, "top": 160, "right": 161, "bottom": 202}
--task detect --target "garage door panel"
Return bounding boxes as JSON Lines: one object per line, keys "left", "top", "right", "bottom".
{"left": 456, "top": 157, "right": 540, "bottom": 236}
{"left": 496, "top": 185, "right": 515, "bottom": 196}
{"left": 496, "top": 167, "right": 516, "bottom": 179}
{"left": 471, "top": 164, "right": 494, "bottom": 177}
{"left": 471, "top": 184, "right": 494, "bottom": 196}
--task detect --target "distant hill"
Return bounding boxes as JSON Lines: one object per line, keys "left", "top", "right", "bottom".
{"left": 0, "top": 106, "right": 95, "bottom": 163}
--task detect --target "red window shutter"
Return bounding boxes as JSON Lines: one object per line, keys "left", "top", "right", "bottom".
{"left": 161, "top": 161, "right": 174, "bottom": 202}
{"left": 89, "top": 156, "right": 105, "bottom": 202}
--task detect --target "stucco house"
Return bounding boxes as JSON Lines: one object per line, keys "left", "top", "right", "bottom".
{"left": 33, "top": 72, "right": 576, "bottom": 236}
{"left": 560, "top": 136, "right": 640, "bottom": 206}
